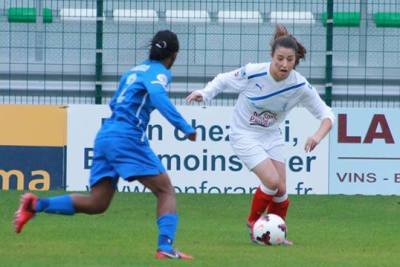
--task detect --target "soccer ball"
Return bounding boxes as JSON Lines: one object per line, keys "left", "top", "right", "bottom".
{"left": 252, "top": 214, "right": 287, "bottom": 245}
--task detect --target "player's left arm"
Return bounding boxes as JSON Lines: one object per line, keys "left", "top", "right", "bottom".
{"left": 304, "top": 118, "right": 332, "bottom": 152}
{"left": 300, "top": 83, "right": 335, "bottom": 152}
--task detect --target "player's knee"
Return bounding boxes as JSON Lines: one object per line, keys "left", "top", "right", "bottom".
{"left": 263, "top": 176, "right": 280, "bottom": 190}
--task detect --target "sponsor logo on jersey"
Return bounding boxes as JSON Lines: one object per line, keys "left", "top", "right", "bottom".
{"left": 249, "top": 110, "right": 277, "bottom": 127}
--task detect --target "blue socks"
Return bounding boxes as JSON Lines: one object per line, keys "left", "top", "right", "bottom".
{"left": 157, "top": 213, "right": 178, "bottom": 252}
{"left": 35, "top": 195, "right": 75, "bottom": 215}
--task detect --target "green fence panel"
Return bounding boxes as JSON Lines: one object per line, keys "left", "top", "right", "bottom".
{"left": 43, "top": 8, "right": 53, "bottom": 23}
{"left": 374, "top": 13, "right": 400, "bottom": 27}
{"left": 8, "top": 7, "right": 36, "bottom": 23}
{"left": 321, "top": 12, "right": 361, "bottom": 27}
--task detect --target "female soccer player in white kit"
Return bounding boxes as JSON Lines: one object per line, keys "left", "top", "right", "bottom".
{"left": 186, "top": 25, "right": 335, "bottom": 245}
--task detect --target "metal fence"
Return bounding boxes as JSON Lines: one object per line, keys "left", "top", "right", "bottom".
{"left": 1, "top": 0, "right": 400, "bottom": 106}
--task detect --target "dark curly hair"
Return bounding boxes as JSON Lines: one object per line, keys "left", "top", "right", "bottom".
{"left": 149, "top": 30, "right": 179, "bottom": 61}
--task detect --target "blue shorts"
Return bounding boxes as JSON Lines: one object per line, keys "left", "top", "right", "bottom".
{"left": 89, "top": 136, "right": 165, "bottom": 188}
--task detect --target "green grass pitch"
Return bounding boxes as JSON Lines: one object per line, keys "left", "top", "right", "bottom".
{"left": 1, "top": 191, "right": 399, "bottom": 267}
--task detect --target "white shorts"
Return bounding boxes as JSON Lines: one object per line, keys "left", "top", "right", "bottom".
{"left": 229, "top": 134, "right": 285, "bottom": 170}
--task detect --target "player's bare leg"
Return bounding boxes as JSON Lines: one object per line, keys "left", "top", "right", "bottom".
{"left": 71, "top": 179, "right": 115, "bottom": 214}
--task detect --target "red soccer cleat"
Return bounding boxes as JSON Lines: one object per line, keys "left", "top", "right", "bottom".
{"left": 155, "top": 249, "right": 194, "bottom": 260}
{"left": 14, "top": 193, "right": 38, "bottom": 234}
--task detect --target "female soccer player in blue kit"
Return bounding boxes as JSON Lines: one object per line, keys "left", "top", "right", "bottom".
{"left": 14, "top": 30, "right": 196, "bottom": 260}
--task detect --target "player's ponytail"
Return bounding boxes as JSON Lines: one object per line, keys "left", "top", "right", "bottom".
{"left": 270, "top": 24, "right": 306, "bottom": 67}
{"left": 149, "top": 30, "right": 179, "bottom": 61}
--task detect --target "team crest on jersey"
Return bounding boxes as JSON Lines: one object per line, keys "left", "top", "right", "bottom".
{"left": 249, "top": 110, "right": 277, "bottom": 127}
{"left": 157, "top": 74, "right": 168, "bottom": 86}
{"left": 234, "top": 67, "right": 246, "bottom": 79}
{"left": 126, "top": 73, "right": 137, "bottom": 85}
{"left": 151, "top": 74, "right": 169, "bottom": 89}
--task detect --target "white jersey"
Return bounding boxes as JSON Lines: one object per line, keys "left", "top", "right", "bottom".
{"left": 199, "top": 62, "right": 335, "bottom": 141}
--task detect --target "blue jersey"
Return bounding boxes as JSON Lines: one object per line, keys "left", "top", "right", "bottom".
{"left": 97, "top": 59, "right": 195, "bottom": 140}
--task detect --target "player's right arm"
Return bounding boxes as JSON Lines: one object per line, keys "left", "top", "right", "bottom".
{"left": 186, "top": 65, "right": 249, "bottom": 103}
{"left": 143, "top": 72, "right": 196, "bottom": 141}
